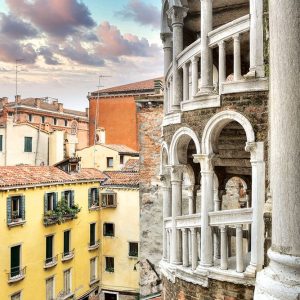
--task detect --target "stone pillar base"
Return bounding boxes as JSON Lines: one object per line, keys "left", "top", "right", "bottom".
{"left": 254, "top": 250, "right": 300, "bottom": 300}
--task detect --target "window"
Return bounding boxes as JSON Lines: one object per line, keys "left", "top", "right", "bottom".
{"left": 46, "top": 277, "right": 55, "bottom": 300}
{"left": 90, "top": 223, "right": 96, "bottom": 246}
{"left": 7, "top": 195, "right": 25, "bottom": 224}
{"left": 28, "top": 114, "right": 32, "bottom": 122}
{"left": 103, "top": 223, "right": 114, "bottom": 237}
{"left": 11, "top": 292, "right": 21, "bottom": 300}
{"left": 41, "top": 116, "right": 45, "bottom": 123}
{"left": 45, "top": 235, "right": 54, "bottom": 264}
{"left": 105, "top": 257, "right": 114, "bottom": 272}
{"left": 24, "top": 136, "right": 32, "bottom": 152}
{"left": 104, "top": 292, "right": 118, "bottom": 300}
{"left": 71, "top": 121, "right": 78, "bottom": 135}
{"left": 0, "top": 134, "right": 3, "bottom": 151}
{"left": 120, "top": 155, "right": 124, "bottom": 165}
{"left": 129, "top": 242, "right": 139, "bottom": 257}
{"left": 63, "top": 230, "right": 71, "bottom": 257}
{"left": 88, "top": 188, "right": 99, "bottom": 208}
{"left": 90, "top": 257, "right": 97, "bottom": 282}
{"left": 53, "top": 118, "right": 57, "bottom": 125}
{"left": 10, "top": 245, "right": 21, "bottom": 278}
{"left": 61, "top": 190, "right": 74, "bottom": 208}
{"left": 44, "top": 192, "right": 57, "bottom": 212}
{"left": 64, "top": 120, "right": 68, "bottom": 127}
{"left": 107, "top": 157, "right": 113, "bottom": 168}
{"left": 101, "top": 193, "right": 117, "bottom": 208}
{"left": 63, "top": 269, "right": 71, "bottom": 295}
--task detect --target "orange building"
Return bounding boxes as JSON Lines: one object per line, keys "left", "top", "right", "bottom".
{"left": 88, "top": 78, "right": 163, "bottom": 151}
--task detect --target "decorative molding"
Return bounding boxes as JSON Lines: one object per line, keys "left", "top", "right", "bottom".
{"left": 220, "top": 77, "right": 268, "bottom": 94}
{"left": 181, "top": 94, "right": 221, "bottom": 112}
{"left": 175, "top": 213, "right": 201, "bottom": 229}
{"left": 162, "top": 112, "right": 181, "bottom": 127}
{"left": 209, "top": 208, "right": 253, "bottom": 226}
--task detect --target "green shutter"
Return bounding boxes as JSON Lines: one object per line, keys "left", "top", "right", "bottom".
{"left": 54, "top": 192, "right": 58, "bottom": 209}
{"left": 95, "top": 189, "right": 99, "bottom": 206}
{"left": 7, "top": 197, "right": 12, "bottom": 224}
{"left": 61, "top": 191, "right": 65, "bottom": 203}
{"left": 44, "top": 193, "right": 48, "bottom": 213}
{"left": 88, "top": 189, "right": 92, "bottom": 208}
{"left": 0, "top": 135, "right": 2, "bottom": 152}
{"left": 70, "top": 191, "right": 74, "bottom": 207}
{"left": 24, "top": 137, "right": 32, "bottom": 152}
{"left": 21, "top": 196, "right": 25, "bottom": 220}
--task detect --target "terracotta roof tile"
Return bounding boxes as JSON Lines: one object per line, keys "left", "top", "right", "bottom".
{"left": 102, "top": 170, "right": 139, "bottom": 187}
{"left": 122, "top": 159, "right": 139, "bottom": 172}
{"left": 102, "top": 144, "right": 139, "bottom": 155}
{"left": 91, "top": 77, "right": 163, "bottom": 96}
{"left": 0, "top": 166, "right": 106, "bottom": 189}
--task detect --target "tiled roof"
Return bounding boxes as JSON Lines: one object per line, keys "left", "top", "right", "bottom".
{"left": 122, "top": 159, "right": 139, "bottom": 172}
{"left": 1, "top": 98, "right": 87, "bottom": 117}
{"left": 102, "top": 144, "right": 139, "bottom": 155}
{"left": 102, "top": 171, "right": 139, "bottom": 187}
{"left": 91, "top": 77, "right": 163, "bottom": 96}
{"left": 0, "top": 166, "right": 106, "bottom": 189}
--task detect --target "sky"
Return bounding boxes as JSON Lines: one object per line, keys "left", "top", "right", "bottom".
{"left": 0, "top": 0, "right": 163, "bottom": 110}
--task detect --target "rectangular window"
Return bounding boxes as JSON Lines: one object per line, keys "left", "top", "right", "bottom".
{"left": 0, "top": 134, "right": 3, "bottom": 151}
{"left": 107, "top": 157, "right": 113, "bottom": 168}
{"left": 46, "top": 277, "right": 55, "bottom": 300}
{"left": 7, "top": 195, "right": 25, "bottom": 224}
{"left": 88, "top": 188, "right": 99, "bottom": 208}
{"left": 41, "top": 116, "right": 45, "bottom": 123}
{"left": 63, "top": 269, "right": 71, "bottom": 295}
{"left": 63, "top": 230, "right": 71, "bottom": 257}
{"left": 103, "top": 223, "right": 114, "bottom": 237}
{"left": 120, "top": 155, "right": 124, "bottom": 165}
{"left": 101, "top": 193, "right": 117, "bottom": 208}
{"left": 90, "top": 257, "right": 97, "bottom": 282}
{"left": 24, "top": 136, "right": 32, "bottom": 152}
{"left": 46, "top": 235, "right": 54, "bottom": 264}
{"left": 28, "top": 114, "right": 32, "bottom": 122}
{"left": 90, "top": 223, "right": 96, "bottom": 246}
{"left": 45, "top": 192, "right": 57, "bottom": 212}
{"left": 105, "top": 257, "right": 114, "bottom": 272}
{"left": 61, "top": 190, "right": 74, "bottom": 208}
{"left": 129, "top": 242, "right": 139, "bottom": 257}
{"left": 64, "top": 120, "right": 68, "bottom": 127}
{"left": 10, "top": 245, "right": 21, "bottom": 278}
{"left": 53, "top": 118, "right": 57, "bottom": 125}
{"left": 11, "top": 292, "right": 21, "bottom": 300}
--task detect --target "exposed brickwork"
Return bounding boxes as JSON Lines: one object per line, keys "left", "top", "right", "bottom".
{"left": 162, "top": 276, "right": 254, "bottom": 300}
{"left": 137, "top": 101, "right": 164, "bottom": 297}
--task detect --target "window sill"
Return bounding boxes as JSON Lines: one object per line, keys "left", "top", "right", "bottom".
{"left": 61, "top": 292, "right": 74, "bottom": 300}
{"left": 103, "top": 235, "right": 115, "bottom": 238}
{"left": 89, "top": 278, "right": 100, "bottom": 287}
{"left": 44, "top": 260, "right": 58, "bottom": 269}
{"left": 105, "top": 269, "right": 114, "bottom": 273}
{"left": 8, "top": 220, "right": 26, "bottom": 228}
{"left": 128, "top": 256, "right": 139, "bottom": 259}
{"left": 89, "top": 206, "right": 100, "bottom": 211}
{"left": 8, "top": 273, "right": 25, "bottom": 283}
{"left": 102, "top": 205, "right": 117, "bottom": 209}
{"left": 88, "top": 243, "right": 100, "bottom": 251}
{"left": 61, "top": 252, "right": 74, "bottom": 262}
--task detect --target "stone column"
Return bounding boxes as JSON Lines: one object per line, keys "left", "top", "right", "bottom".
{"left": 254, "top": 1, "right": 300, "bottom": 298}
{"left": 194, "top": 154, "right": 215, "bottom": 267}
{"left": 187, "top": 186, "right": 195, "bottom": 215}
{"left": 161, "top": 33, "right": 173, "bottom": 115}
{"left": 236, "top": 224, "right": 244, "bottom": 273}
{"left": 182, "top": 228, "right": 189, "bottom": 267}
{"left": 220, "top": 225, "right": 228, "bottom": 270}
{"left": 170, "top": 165, "right": 183, "bottom": 264}
{"left": 233, "top": 34, "right": 242, "bottom": 81}
{"left": 200, "top": 0, "right": 213, "bottom": 93}
{"left": 245, "top": 142, "right": 265, "bottom": 276}
{"left": 191, "top": 56, "right": 199, "bottom": 97}
{"left": 191, "top": 228, "right": 198, "bottom": 270}
{"left": 248, "top": 0, "right": 264, "bottom": 78}
{"left": 182, "top": 63, "right": 189, "bottom": 102}
{"left": 167, "top": 229, "right": 171, "bottom": 262}
{"left": 218, "top": 41, "right": 226, "bottom": 87}
{"left": 167, "top": 6, "right": 188, "bottom": 111}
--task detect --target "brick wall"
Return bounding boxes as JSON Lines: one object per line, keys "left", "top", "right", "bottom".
{"left": 137, "top": 101, "right": 164, "bottom": 297}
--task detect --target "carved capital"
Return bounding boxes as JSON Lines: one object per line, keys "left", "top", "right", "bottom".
{"left": 167, "top": 6, "right": 188, "bottom": 26}
{"left": 245, "top": 141, "right": 264, "bottom": 163}
{"left": 170, "top": 164, "right": 184, "bottom": 181}
{"left": 193, "top": 154, "right": 215, "bottom": 172}
{"left": 160, "top": 32, "right": 173, "bottom": 48}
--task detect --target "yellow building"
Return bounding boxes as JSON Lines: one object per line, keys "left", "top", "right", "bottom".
{"left": 76, "top": 144, "right": 139, "bottom": 172}
{"left": 99, "top": 159, "right": 140, "bottom": 300}
{"left": 0, "top": 162, "right": 105, "bottom": 300}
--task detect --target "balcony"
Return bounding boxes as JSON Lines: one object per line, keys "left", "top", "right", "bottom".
{"left": 61, "top": 249, "right": 75, "bottom": 262}
{"left": 88, "top": 240, "right": 100, "bottom": 251}
{"left": 7, "top": 266, "right": 26, "bottom": 283}
{"left": 89, "top": 276, "right": 100, "bottom": 287}
{"left": 7, "top": 217, "right": 26, "bottom": 228}
{"left": 44, "top": 255, "right": 58, "bottom": 269}
{"left": 59, "top": 290, "right": 74, "bottom": 300}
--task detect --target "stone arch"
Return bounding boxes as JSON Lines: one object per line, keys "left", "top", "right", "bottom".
{"left": 202, "top": 110, "right": 255, "bottom": 155}
{"left": 160, "top": 141, "right": 169, "bottom": 175}
{"left": 169, "top": 127, "right": 201, "bottom": 165}
{"left": 182, "top": 164, "right": 195, "bottom": 187}
{"left": 161, "top": 0, "right": 171, "bottom": 34}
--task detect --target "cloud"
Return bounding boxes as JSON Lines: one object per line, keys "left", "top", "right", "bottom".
{"left": 38, "top": 47, "right": 61, "bottom": 65}
{"left": 116, "top": 0, "right": 160, "bottom": 29}
{"left": 0, "top": 13, "right": 39, "bottom": 40}
{"left": 6, "top": 0, "right": 96, "bottom": 38}
{"left": 95, "top": 22, "right": 161, "bottom": 61}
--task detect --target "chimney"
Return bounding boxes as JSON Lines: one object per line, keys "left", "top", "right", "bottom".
{"left": 0, "top": 97, "right": 8, "bottom": 107}
{"left": 35, "top": 98, "right": 41, "bottom": 108}
{"left": 154, "top": 79, "right": 163, "bottom": 95}
{"left": 58, "top": 103, "right": 63, "bottom": 112}
{"left": 53, "top": 100, "right": 58, "bottom": 108}
{"left": 15, "top": 95, "right": 21, "bottom": 104}
{"left": 85, "top": 107, "right": 89, "bottom": 117}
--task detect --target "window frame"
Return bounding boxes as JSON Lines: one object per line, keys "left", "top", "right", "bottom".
{"left": 11, "top": 291, "right": 22, "bottom": 300}
{"left": 63, "top": 268, "right": 72, "bottom": 295}
{"left": 63, "top": 230, "right": 71, "bottom": 257}
{"left": 103, "top": 223, "right": 115, "bottom": 237}
{"left": 46, "top": 276, "right": 55, "bottom": 300}
{"left": 24, "top": 136, "right": 32, "bottom": 152}
{"left": 90, "top": 257, "right": 97, "bottom": 283}
{"left": 0, "top": 134, "right": 3, "bottom": 152}
{"left": 7, "top": 195, "right": 25, "bottom": 226}
{"left": 105, "top": 256, "right": 114, "bottom": 273}
{"left": 45, "top": 235, "right": 54, "bottom": 264}
{"left": 128, "top": 242, "right": 139, "bottom": 258}
{"left": 101, "top": 193, "right": 117, "bottom": 208}
{"left": 28, "top": 114, "right": 32, "bottom": 122}
{"left": 10, "top": 244, "right": 21, "bottom": 278}
{"left": 106, "top": 157, "right": 114, "bottom": 168}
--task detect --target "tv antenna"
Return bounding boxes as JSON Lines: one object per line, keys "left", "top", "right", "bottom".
{"left": 15, "top": 59, "right": 24, "bottom": 96}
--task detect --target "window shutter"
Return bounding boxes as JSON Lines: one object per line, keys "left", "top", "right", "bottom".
{"left": 54, "top": 192, "right": 58, "bottom": 209}
{"left": 88, "top": 189, "right": 92, "bottom": 208}
{"left": 61, "top": 191, "right": 65, "bottom": 203}
{"left": 21, "top": 196, "right": 25, "bottom": 220}
{"left": 44, "top": 193, "right": 48, "bottom": 213}
{"left": 71, "top": 191, "right": 74, "bottom": 207}
{"left": 7, "top": 197, "right": 12, "bottom": 224}
{"left": 95, "top": 189, "right": 99, "bottom": 205}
